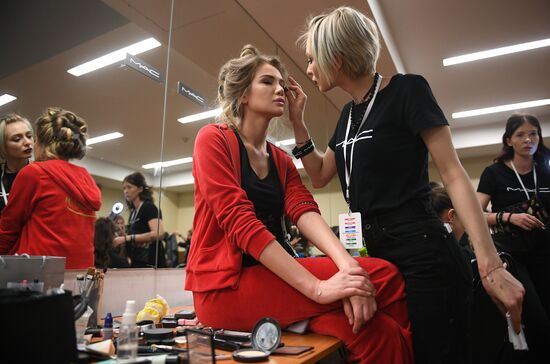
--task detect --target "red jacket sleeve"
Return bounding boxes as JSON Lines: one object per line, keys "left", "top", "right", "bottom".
{"left": 0, "top": 166, "right": 40, "bottom": 254}
{"left": 193, "top": 126, "right": 275, "bottom": 259}
{"left": 280, "top": 153, "right": 320, "bottom": 223}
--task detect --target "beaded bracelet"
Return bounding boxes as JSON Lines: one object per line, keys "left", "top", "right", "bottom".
{"left": 496, "top": 211, "right": 504, "bottom": 227}
{"left": 292, "top": 139, "right": 315, "bottom": 159}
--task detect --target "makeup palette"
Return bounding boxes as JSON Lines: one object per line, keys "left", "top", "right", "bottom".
{"left": 232, "top": 317, "right": 281, "bottom": 362}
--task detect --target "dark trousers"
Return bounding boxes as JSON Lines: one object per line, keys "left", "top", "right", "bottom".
{"left": 363, "top": 199, "right": 473, "bottom": 364}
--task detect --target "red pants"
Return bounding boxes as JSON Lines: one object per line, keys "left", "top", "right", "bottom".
{"left": 193, "top": 257, "right": 413, "bottom": 363}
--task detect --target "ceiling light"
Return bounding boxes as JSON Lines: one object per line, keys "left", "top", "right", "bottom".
{"left": 142, "top": 157, "right": 193, "bottom": 170}
{"left": 275, "top": 138, "right": 296, "bottom": 147}
{"left": 177, "top": 108, "right": 222, "bottom": 124}
{"left": 87, "top": 132, "right": 124, "bottom": 146}
{"left": 67, "top": 37, "right": 161, "bottom": 76}
{"left": 0, "top": 94, "right": 17, "bottom": 107}
{"left": 443, "top": 38, "right": 550, "bottom": 66}
{"left": 452, "top": 99, "right": 550, "bottom": 119}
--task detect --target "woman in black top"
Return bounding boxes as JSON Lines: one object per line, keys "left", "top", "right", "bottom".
{"left": 288, "top": 6, "right": 524, "bottom": 363}
{"left": 477, "top": 113, "right": 550, "bottom": 363}
{"left": 0, "top": 113, "right": 33, "bottom": 213}
{"left": 114, "top": 172, "right": 165, "bottom": 267}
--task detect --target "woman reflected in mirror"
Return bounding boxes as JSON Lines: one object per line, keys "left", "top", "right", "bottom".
{"left": 0, "top": 113, "right": 34, "bottom": 214}
{"left": 0, "top": 107, "right": 101, "bottom": 269}
{"left": 114, "top": 172, "right": 165, "bottom": 268}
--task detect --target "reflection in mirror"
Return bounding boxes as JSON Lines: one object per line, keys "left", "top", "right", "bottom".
{"left": 1, "top": 0, "right": 170, "bottom": 267}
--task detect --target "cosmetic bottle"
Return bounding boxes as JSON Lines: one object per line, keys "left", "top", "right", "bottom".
{"left": 117, "top": 300, "right": 139, "bottom": 362}
{"left": 101, "top": 312, "right": 113, "bottom": 340}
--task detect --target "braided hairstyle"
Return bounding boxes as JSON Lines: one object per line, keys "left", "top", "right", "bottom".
{"left": 35, "top": 107, "right": 88, "bottom": 160}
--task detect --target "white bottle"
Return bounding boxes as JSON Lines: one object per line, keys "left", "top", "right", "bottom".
{"left": 117, "top": 300, "right": 139, "bottom": 362}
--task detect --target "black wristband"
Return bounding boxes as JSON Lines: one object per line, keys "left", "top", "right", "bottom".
{"left": 507, "top": 212, "right": 513, "bottom": 224}
{"left": 496, "top": 211, "right": 503, "bottom": 227}
{"left": 292, "top": 139, "right": 314, "bottom": 159}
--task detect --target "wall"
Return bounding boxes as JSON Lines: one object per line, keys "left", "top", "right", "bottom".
{"left": 64, "top": 268, "right": 193, "bottom": 319}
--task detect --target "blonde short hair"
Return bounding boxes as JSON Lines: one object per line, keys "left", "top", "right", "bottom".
{"left": 217, "top": 44, "right": 288, "bottom": 126}
{"left": 299, "top": 6, "right": 380, "bottom": 84}
{"left": 0, "top": 113, "right": 33, "bottom": 160}
{"left": 35, "top": 107, "right": 88, "bottom": 160}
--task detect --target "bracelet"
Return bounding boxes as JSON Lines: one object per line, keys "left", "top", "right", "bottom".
{"left": 124, "top": 235, "right": 128, "bottom": 243}
{"left": 292, "top": 139, "right": 315, "bottom": 159}
{"left": 496, "top": 211, "right": 504, "bottom": 227}
{"left": 295, "top": 137, "right": 311, "bottom": 146}
{"left": 507, "top": 212, "right": 513, "bottom": 224}
{"left": 482, "top": 263, "right": 507, "bottom": 282}
{"left": 131, "top": 234, "right": 136, "bottom": 243}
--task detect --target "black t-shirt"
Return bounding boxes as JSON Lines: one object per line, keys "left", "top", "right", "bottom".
{"left": 0, "top": 168, "right": 18, "bottom": 213}
{"left": 328, "top": 74, "right": 448, "bottom": 218}
{"left": 235, "top": 131, "right": 292, "bottom": 267}
{"left": 128, "top": 201, "right": 162, "bottom": 235}
{"left": 477, "top": 161, "right": 550, "bottom": 212}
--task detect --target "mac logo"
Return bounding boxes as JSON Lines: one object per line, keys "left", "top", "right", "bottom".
{"left": 124, "top": 54, "right": 162, "bottom": 82}
{"left": 177, "top": 81, "right": 207, "bottom": 106}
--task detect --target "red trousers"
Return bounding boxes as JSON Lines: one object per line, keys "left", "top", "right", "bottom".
{"left": 193, "top": 257, "right": 414, "bottom": 363}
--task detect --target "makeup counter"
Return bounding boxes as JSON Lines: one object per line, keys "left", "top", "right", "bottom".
{"left": 1, "top": 266, "right": 343, "bottom": 363}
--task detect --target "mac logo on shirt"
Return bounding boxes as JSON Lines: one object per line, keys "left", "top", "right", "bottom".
{"left": 506, "top": 187, "right": 550, "bottom": 193}
{"left": 336, "top": 129, "right": 374, "bottom": 148}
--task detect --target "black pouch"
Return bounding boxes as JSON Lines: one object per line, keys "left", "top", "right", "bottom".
{"left": 0, "top": 288, "right": 77, "bottom": 363}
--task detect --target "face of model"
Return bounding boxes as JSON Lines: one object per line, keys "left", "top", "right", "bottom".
{"left": 115, "top": 217, "right": 125, "bottom": 232}
{"left": 241, "top": 63, "right": 286, "bottom": 119}
{"left": 305, "top": 39, "right": 332, "bottom": 93}
{"left": 5, "top": 121, "right": 33, "bottom": 162}
{"left": 507, "top": 121, "right": 539, "bottom": 158}
{"left": 122, "top": 181, "right": 143, "bottom": 203}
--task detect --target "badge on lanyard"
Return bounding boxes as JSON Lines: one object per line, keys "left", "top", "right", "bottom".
{"left": 337, "top": 74, "right": 382, "bottom": 251}
{"left": 338, "top": 212, "right": 363, "bottom": 249}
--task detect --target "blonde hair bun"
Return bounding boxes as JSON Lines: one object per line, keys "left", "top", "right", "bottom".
{"left": 240, "top": 44, "right": 259, "bottom": 58}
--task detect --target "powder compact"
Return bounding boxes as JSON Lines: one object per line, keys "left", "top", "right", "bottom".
{"left": 232, "top": 317, "right": 282, "bottom": 362}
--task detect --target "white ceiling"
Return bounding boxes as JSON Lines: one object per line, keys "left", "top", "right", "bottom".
{"left": 1, "top": 0, "right": 549, "bottom": 192}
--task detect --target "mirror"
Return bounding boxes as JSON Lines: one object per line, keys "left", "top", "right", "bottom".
{"left": 1, "top": 0, "right": 384, "bottom": 268}
{"left": 0, "top": 0, "right": 170, "bottom": 267}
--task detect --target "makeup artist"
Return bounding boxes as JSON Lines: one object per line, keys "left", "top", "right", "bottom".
{"left": 291, "top": 6, "right": 524, "bottom": 363}
{"left": 186, "top": 44, "right": 413, "bottom": 363}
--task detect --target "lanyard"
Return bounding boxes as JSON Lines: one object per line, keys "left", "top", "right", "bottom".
{"left": 343, "top": 75, "right": 382, "bottom": 210}
{"left": 510, "top": 161, "right": 537, "bottom": 200}
{"left": 0, "top": 164, "right": 7, "bottom": 206}
{"left": 128, "top": 201, "right": 144, "bottom": 229}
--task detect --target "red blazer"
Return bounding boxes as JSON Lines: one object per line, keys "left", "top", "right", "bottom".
{"left": 185, "top": 124, "right": 320, "bottom": 292}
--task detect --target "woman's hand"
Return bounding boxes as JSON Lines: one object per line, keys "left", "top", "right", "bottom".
{"left": 314, "top": 266, "right": 375, "bottom": 304}
{"left": 342, "top": 294, "right": 377, "bottom": 334}
{"left": 509, "top": 212, "right": 545, "bottom": 230}
{"left": 481, "top": 266, "right": 525, "bottom": 333}
{"left": 113, "top": 236, "right": 125, "bottom": 247}
{"left": 285, "top": 76, "right": 307, "bottom": 127}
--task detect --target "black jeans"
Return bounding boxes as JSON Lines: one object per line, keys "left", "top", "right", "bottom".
{"left": 363, "top": 199, "right": 473, "bottom": 364}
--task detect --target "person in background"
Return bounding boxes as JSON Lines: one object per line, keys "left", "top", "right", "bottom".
{"left": 0, "top": 107, "right": 101, "bottom": 269}
{"left": 114, "top": 172, "right": 165, "bottom": 268}
{"left": 291, "top": 6, "right": 524, "bottom": 363}
{"left": 187, "top": 44, "right": 413, "bottom": 363}
{"left": 94, "top": 217, "right": 131, "bottom": 269}
{"left": 114, "top": 215, "right": 126, "bottom": 237}
{"left": 477, "top": 113, "right": 550, "bottom": 363}
{"left": 112, "top": 214, "right": 128, "bottom": 258}
{"left": 0, "top": 113, "right": 34, "bottom": 213}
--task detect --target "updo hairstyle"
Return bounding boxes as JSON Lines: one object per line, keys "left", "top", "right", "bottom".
{"left": 217, "top": 44, "right": 288, "bottom": 126}
{"left": 35, "top": 107, "right": 88, "bottom": 160}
